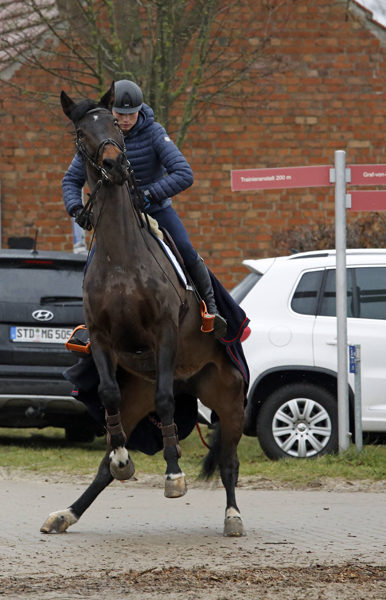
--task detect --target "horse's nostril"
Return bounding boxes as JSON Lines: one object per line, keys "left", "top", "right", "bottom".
{"left": 102, "top": 158, "right": 115, "bottom": 170}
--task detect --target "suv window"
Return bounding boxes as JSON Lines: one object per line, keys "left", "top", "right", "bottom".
{"left": 0, "top": 262, "right": 84, "bottom": 304}
{"left": 354, "top": 267, "right": 386, "bottom": 319}
{"left": 291, "top": 270, "right": 324, "bottom": 315}
{"left": 318, "top": 266, "right": 386, "bottom": 320}
{"left": 231, "top": 272, "right": 262, "bottom": 304}
{"left": 319, "top": 269, "right": 354, "bottom": 317}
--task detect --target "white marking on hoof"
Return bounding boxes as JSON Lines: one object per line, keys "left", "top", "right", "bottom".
{"left": 165, "top": 471, "right": 186, "bottom": 480}
{"left": 224, "top": 508, "right": 246, "bottom": 537}
{"left": 109, "top": 446, "right": 135, "bottom": 480}
{"left": 164, "top": 472, "right": 187, "bottom": 498}
{"left": 40, "top": 509, "right": 78, "bottom": 534}
{"left": 226, "top": 507, "right": 240, "bottom": 519}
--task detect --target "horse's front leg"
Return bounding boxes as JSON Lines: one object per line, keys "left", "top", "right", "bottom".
{"left": 155, "top": 328, "right": 186, "bottom": 498}
{"left": 91, "top": 344, "right": 134, "bottom": 480}
{"left": 41, "top": 451, "right": 113, "bottom": 533}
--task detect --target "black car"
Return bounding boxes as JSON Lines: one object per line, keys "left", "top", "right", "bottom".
{"left": 0, "top": 248, "right": 102, "bottom": 441}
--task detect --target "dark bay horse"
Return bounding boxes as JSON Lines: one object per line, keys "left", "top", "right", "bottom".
{"left": 40, "top": 83, "right": 246, "bottom": 537}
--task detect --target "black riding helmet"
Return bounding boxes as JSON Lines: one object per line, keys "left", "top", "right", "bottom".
{"left": 113, "top": 80, "right": 143, "bottom": 114}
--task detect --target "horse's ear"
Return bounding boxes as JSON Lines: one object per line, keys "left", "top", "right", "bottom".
{"left": 99, "top": 81, "right": 115, "bottom": 111}
{"left": 60, "top": 91, "right": 76, "bottom": 120}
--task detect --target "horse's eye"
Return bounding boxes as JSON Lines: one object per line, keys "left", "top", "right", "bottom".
{"left": 76, "top": 129, "right": 83, "bottom": 139}
{"left": 113, "top": 119, "right": 119, "bottom": 127}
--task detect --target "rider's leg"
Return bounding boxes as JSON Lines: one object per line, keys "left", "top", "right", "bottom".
{"left": 152, "top": 206, "right": 227, "bottom": 338}
{"left": 186, "top": 254, "right": 227, "bottom": 338}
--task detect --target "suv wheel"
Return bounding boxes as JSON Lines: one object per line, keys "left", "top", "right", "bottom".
{"left": 257, "top": 383, "right": 338, "bottom": 459}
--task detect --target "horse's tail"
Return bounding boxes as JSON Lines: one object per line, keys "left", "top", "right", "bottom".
{"left": 200, "top": 422, "right": 221, "bottom": 479}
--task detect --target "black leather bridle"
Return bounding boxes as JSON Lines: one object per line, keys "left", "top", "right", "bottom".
{"left": 74, "top": 108, "right": 146, "bottom": 231}
{"left": 75, "top": 108, "right": 126, "bottom": 182}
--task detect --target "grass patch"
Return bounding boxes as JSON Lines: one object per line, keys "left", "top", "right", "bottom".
{"left": 0, "top": 426, "right": 385, "bottom": 485}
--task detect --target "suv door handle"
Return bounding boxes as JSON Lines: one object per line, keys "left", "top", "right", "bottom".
{"left": 326, "top": 339, "right": 353, "bottom": 346}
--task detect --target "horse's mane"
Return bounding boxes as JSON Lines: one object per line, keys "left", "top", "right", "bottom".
{"left": 70, "top": 99, "right": 99, "bottom": 124}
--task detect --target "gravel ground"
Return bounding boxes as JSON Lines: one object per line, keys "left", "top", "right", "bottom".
{"left": 0, "top": 469, "right": 385, "bottom": 599}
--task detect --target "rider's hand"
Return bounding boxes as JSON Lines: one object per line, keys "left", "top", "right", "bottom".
{"left": 73, "top": 207, "right": 93, "bottom": 231}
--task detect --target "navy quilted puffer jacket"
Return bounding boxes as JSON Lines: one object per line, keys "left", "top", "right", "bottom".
{"left": 62, "top": 103, "right": 193, "bottom": 217}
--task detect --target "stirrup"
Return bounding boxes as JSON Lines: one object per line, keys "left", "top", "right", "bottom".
{"left": 65, "top": 325, "right": 91, "bottom": 355}
{"left": 200, "top": 301, "right": 227, "bottom": 339}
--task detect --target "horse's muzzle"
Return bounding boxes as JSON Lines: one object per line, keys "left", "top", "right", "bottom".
{"left": 102, "top": 151, "right": 129, "bottom": 185}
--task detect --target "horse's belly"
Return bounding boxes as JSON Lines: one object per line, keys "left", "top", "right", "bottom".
{"left": 116, "top": 350, "right": 157, "bottom": 381}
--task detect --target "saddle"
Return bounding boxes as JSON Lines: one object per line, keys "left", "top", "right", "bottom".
{"left": 152, "top": 225, "right": 216, "bottom": 332}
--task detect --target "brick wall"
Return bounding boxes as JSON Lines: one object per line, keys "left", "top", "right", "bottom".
{"left": 1, "top": 60, "right": 77, "bottom": 251}
{"left": 1, "top": 0, "right": 385, "bottom": 288}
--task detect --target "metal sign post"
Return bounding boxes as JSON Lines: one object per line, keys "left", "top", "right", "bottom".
{"left": 349, "top": 344, "right": 363, "bottom": 452}
{"left": 332, "top": 150, "right": 350, "bottom": 453}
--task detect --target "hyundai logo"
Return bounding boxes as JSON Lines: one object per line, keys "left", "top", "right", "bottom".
{"left": 32, "top": 310, "right": 54, "bottom": 322}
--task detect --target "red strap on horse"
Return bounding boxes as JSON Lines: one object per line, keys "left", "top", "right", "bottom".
{"left": 195, "top": 422, "right": 210, "bottom": 449}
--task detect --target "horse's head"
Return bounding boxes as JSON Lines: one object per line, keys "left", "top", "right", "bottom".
{"left": 61, "top": 82, "right": 129, "bottom": 185}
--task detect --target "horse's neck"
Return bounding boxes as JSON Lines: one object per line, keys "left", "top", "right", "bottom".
{"left": 92, "top": 181, "right": 143, "bottom": 264}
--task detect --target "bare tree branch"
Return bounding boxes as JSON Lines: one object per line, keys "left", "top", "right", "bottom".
{"left": 0, "top": 0, "right": 296, "bottom": 143}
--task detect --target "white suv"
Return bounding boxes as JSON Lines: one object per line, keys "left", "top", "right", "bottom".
{"left": 234, "top": 249, "right": 386, "bottom": 459}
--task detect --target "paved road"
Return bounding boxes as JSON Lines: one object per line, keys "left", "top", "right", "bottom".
{"left": 0, "top": 477, "right": 385, "bottom": 578}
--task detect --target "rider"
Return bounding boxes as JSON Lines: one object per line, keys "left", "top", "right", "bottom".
{"left": 62, "top": 79, "right": 227, "bottom": 338}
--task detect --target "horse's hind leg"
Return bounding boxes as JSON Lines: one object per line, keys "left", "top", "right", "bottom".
{"left": 211, "top": 419, "right": 246, "bottom": 537}
{"left": 40, "top": 451, "right": 113, "bottom": 533}
{"left": 91, "top": 344, "right": 134, "bottom": 480}
{"left": 155, "top": 327, "right": 186, "bottom": 498}
{"left": 199, "top": 366, "right": 246, "bottom": 536}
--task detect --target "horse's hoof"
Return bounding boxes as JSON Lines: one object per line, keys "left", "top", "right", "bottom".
{"left": 109, "top": 447, "right": 135, "bottom": 480}
{"left": 40, "top": 509, "right": 78, "bottom": 534}
{"left": 164, "top": 473, "right": 187, "bottom": 498}
{"left": 223, "top": 508, "right": 246, "bottom": 537}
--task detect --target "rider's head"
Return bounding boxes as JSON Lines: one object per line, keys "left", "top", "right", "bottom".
{"left": 112, "top": 80, "right": 143, "bottom": 134}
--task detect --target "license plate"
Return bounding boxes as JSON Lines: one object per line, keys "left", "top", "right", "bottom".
{"left": 10, "top": 326, "right": 74, "bottom": 344}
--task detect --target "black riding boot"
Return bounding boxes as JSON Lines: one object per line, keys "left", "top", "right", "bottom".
{"left": 187, "top": 256, "right": 227, "bottom": 339}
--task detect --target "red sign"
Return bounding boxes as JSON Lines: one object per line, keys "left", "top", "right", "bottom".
{"left": 350, "top": 165, "right": 386, "bottom": 186}
{"left": 231, "top": 165, "right": 331, "bottom": 191}
{"left": 348, "top": 190, "right": 386, "bottom": 211}
{"left": 231, "top": 164, "right": 386, "bottom": 192}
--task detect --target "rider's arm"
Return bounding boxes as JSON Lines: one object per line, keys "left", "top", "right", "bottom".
{"left": 62, "top": 152, "right": 87, "bottom": 217}
{"left": 144, "top": 124, "right": 193, "bottom": 203}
